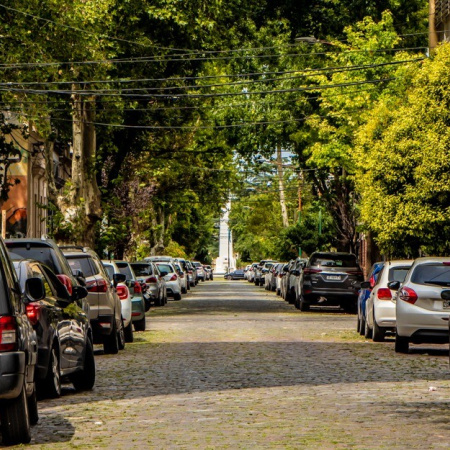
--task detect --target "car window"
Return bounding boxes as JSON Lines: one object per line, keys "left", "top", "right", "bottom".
{"left": 103, "top": 264, "right": 114, "bottom": 280}
{"left": 311, "top": 254, "right": 357, "bottom": 267}
{"left": 30, "top": 263, "right": 55, "bottom": 299}
{"left": 131, "top": 264, "right": 153, "bottom": 276}
{"left": 66, "top": 256, "right": 95, "bottom": 277}
{"left": 7, "top": 244, "right": 58, "bottom": 272}
{"left": 388, "top": 266, "right": 411, "bottom": 283}
{"left": 156, "top": 263, "right": 173, "bottom": 273}
{"left": 411, "top": 264, "right": 450, "bottom": 286}
{"left": 116, "top": 262, "right": 135, "bottom": 280}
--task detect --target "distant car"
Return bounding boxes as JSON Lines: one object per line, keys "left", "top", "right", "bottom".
{"left": 14, "top": 259, "right": 95, "bottom": 399}
{"left": 192, "top": 261, "right": 206, "bottom": 282}
{"left": 131, "top": 261, "right": 167, "bottom": 307}
{"left": 299, "top": 252, "right": 363, "bottom": 312}
{"left": 173, "top": 262, "right": 189, "bottom": 294}
{"left": 203, "top": 265, "right": 213, "bottom": 280}
{"left": 154, "top": 262, "right": 182, "bottom": 300}
{"left": 276, "top": 263, "right": 289, "bottom": 296}
{"left": 247, "top": 263, "right": 258, "bottom": 282}
{"left": 0, "top": 239, "right": 38, "bottom": 445}
{"left": 174, "top": 259, "right": 191, "bottom": 291}
{"left": 61, "top": 246, "right": 124, "bottom": 354}
{"left": 225, "top": 269, "right": 245, "bottom": 280}
{"left": 364, "top": 260, "right": 413, "bottom": 341}
{"left": 108, "top": 261, "right": 147, "bottom": 332}
{"left": 254, "top": 260, "right": 277, "bottom": 286}
{"left": 392, "top": 257, "right": 450, "bottom": 353}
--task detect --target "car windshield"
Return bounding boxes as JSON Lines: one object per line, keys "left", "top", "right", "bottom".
{"left": 131, "top": 264, "right": 153, "bottom": 276}
{"left": 156, "top": 263, "right": 173, "bottom": 274}
{"left": 411, "top": 264, "right": 450, "bottom": 286}
{"left": 311, "top": 254, "right": 357, "bottom": 267}
{"left": 388, "top": 266, "right": 411, "bottom": 283}
{"left": 66, "top": 256, "right": 95, "bottom": 277}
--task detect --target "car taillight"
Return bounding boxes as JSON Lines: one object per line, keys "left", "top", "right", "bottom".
{"left": 399, "top": 287, "right": 418, "bottom": 304}
{"left": 116, "top": 284, "right": 129, "bottom": 300}
{"left": 304, "top": 268, "right": 322, "bottom": 275}
{"left": 377, "top": 288, "right": 392, "bottom": 301}
{"left": 0, "top": 316, "right": 17, "bottom": 351}
{"left": 26, "top": 303, "right": 41, "bottom": 325}
{"left": 170, "top": 274, "right": 178, "bottom": 281}
{"left": 134, "top": 281, "right": 142, "bottom": 294}
{"left": 56, "top": 274, "right": 73, "bottom": 295}
{"left": 86, "top": 279, "right": 108, "bottom": 293}
{"left": 146, "top": 276, "right": 158, "bottom": 283}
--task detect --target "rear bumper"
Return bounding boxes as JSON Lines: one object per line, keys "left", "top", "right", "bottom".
{"left": 0, "top": 351, "right": 25, "bottom": 400}
{"left": 91, "top": 315, "right": 114, "bottom": 341}
{"left": 131, "top": 296, "right": 145, "bottom": 321}
{"left": 304, "top": 287, "right": 359, "bottom": 304}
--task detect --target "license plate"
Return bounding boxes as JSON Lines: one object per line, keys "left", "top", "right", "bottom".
{"left": 444, "top": 300, "right": 450, "bottom": 309}
{"left": 327, "top": 276, "right": 341, "bottom": 281}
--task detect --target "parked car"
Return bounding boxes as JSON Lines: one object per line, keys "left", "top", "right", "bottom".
{"left": 391, "top": 257, "right": 450, "bottom": 353}
{"left": 204, "top": 265, "right": 213, "bottom": 280}
{"left": 131, "top": 261, "right": 167, "bottom": 307}
{"left": 102, "top": 260, "right": 134, "bottom": 342}
{"left": 276, "top": 263, "right": 289, "bottom": 296}
{"left": 357, "top": 262, "right": 384, "bottom": 336}
{"left": 186, "top": 260, "right": 197, "bottom": 287}
{"left": 364, "top": 260, "right": 413, "bottom": 341}
{"left": 254, "top": 260, "right": 277, "bottom": 287}
{"left": 5, "top": 238, "right": 87, "bottom": 304}
{"left": 246, "top": 263, "right": 258, "bottom": 282}
{"left": 298, "top": 252, "right": 363, "bottom": 312}
{"left": 285, "top": 258, "right": 305, "bottom": 305}
{"left": 107, "top": 261, "right": 147, "bottom": 332}
{"left": 0, "top": 239, "right": 38, "bottom": 445}
{"left": 61, "top": 246, "right": 124, "bottom": 354}
{"left": 173, "top": 262, "right": 189, "bottom": 294}
{"left": 192, "top": 261, "right": 206, "bottom": 282}
{"left": 281, "top": 260, "right": 295, "bottom": 300}
{"left": 225, "top": 269, "right": 245, "bottom": 280}
{"left": 13, "top": 259, "right": 95, "bottom": 400}
{"left": 174, "top": 259, "right": 191, "bottom": 291}
{"left": 154, "top": 262, "right": 182, "bottom": 300}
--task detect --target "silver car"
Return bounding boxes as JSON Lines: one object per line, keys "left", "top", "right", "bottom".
{"left": 392, "top": 257, "right": 450, "bottom": 353}
{"left": 154, "top": 262, "right": 182, "bottom": 300}
{"left": 131, "top": 261, "right": 167, "bottom": 307}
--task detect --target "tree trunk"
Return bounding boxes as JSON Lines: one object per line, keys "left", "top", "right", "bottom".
{"left": 277, "top": 143, "right": 289, "bottom": 228}
{"left": 57, "top": 91, "right": 102, "bottom": 246}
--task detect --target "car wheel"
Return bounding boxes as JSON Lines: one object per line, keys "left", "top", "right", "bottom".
{"left": 395, "top": 332, "right": 409, "bottom": 353}
{"left": 174, "top": 293, "right": 182, "bottom": 301}
{"left": 103, "top": 320, "right": 119, "bottom": 355}
{"left": 181, "top": 287, "right": 187, "bottom": 294}
{"left": 288, "top": 289, "right": 295, "bottom": 305}
{"left": 118, "top": 319, "right": 125, "bottom": 350}
{"left": 28, "top": 382, "right": 39, "bottom": 426}
{"left": 70, "top": 338, "right": 95, "bottom": 391}
{"left": 124, "top": 320, "right": 134, "bottom": 343}
{"left": 364, "top": 317, "right": 372, "bottom": 339}
{"left": 299, "top": 295, "right": 310, "bottom": 312}
{"left": 0, "top": 384, "right": 31, "bottom": 445}
{"left": 134, "top": 316, "right": 146, "bottom": 332}
{"left": 41, "top": 346, "right": 61, "bottom": 398}
{"left": 372, "top": 314, "right": 386, "bottom": 342}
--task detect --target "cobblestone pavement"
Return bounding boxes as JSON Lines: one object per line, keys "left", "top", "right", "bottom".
{"left": 14, "top": 278, "right": 450, "bottom": 449}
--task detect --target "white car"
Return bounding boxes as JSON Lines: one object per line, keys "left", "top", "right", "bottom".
{"left": 364, "top": 260, "right": 412, "bottom": 341}
{"left": 155, "top": 262, "right": 182, "bottom": 300}
{"left": 392, "top": 257, "right": 450, "bottom": 353}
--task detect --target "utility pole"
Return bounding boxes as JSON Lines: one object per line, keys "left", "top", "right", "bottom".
{"left": 276, "top": 143, "right": 289, "bottom": 228}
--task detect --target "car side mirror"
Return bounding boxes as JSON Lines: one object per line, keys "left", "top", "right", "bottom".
{"left": 387, "top": 280, "right": 401, "bottom": 291}
{"left": 25, "top": 277, "right": 46, "bottom": 302}
{"left": 113, "top": 273, "right": 126, "bottom": 287}
{"left": 72, "top": 285, "right": 88, "bottom": 300}
{"left": 360, "top": 281, "right": 371, "bottom": 289}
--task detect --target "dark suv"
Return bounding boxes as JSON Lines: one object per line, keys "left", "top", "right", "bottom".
{"left": 0, "top": 238, "right": 38, "bottom": 445}
{"left": 299, "top": 252, "right": 363, "bottom": 312}
{"left": 61, "top": 247, "right": 124, "bottom": 354}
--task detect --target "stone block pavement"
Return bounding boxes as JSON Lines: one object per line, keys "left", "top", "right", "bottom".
{"left": 16, "top": 278, "right": 450, "bottom": 449}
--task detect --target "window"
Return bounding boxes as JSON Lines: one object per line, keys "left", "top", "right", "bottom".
{"left": 311, "top": 253, "right": 358, "bottom": 268}
{"left": 411, "top": 264, "right": 450, "bottom": 286}
{"left": 66, "top": 256, "right": 95, "bottom": 278}
{"left": 30, "top": 263, "right": 55, "bottom": 300}
{"left": 132, "top": 264, "right": 153, "bottom": 276}
{"left": 388, "top": 267, "right": 411, "bottom": 283}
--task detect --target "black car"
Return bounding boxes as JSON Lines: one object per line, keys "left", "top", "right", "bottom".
{"left": 13, "top": 259, "right": 95, "bottom": 399}
{"left": 298, "top": 252, "right": 364, "bottom": 312}
{"left": 0, "top": 239, "right": 38, "bottom": 445}
{"left": 225, "top": 269, "right": 245, "bottom": 280}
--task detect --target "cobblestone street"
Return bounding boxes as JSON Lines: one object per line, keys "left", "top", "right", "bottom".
{"left": 23, "top": 279, "right": 450, "bottom": 449}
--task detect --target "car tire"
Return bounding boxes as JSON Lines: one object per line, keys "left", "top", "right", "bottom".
{"left": 134, "top": 316, "right": 146, "bottom": 332}
{"left": 299, "top": 295, "right": 310, "bottom": 312}
{"left": 104, "top": 320, "right": 119, "bottom": 355}
{"left": 372, "top": 314, "right": 386, "bottom": 342}
{"left": 28, "top": 383, "right": 39, "bottom": 426}
{"left": 41, "top": 346, "right": 61, "bottom": 399}
{"left": 71, "top": 339, "right": 95, "bottom": 391}
{"left": 181, "top": 287, "right": 187, "bottom": 294}
{"left": 174, "top": 293, "right": 182, "bottom": 301}
{"left": 359, "top": 315, "right": 366, "bottom": 336}
{"left": 395, "top": 332, "right": 409, "bottom": 353}
{"left": 118, "top": 319, "right": 125, "bottom": 350}
{"left": 124, "top": 320, "right": 134, "bottom": 343}
{"left": 0, "top": 384, "right": 31, "bottom": 445}
{"left": 364, "top": 317, "right": 372, "bottom": 339}
{"left": 288, "top": 289, "right": 295, "bottom": 305}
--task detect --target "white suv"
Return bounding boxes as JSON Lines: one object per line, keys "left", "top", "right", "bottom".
{"left": 391, "top": 257, "right": 450, "bottom": 353}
